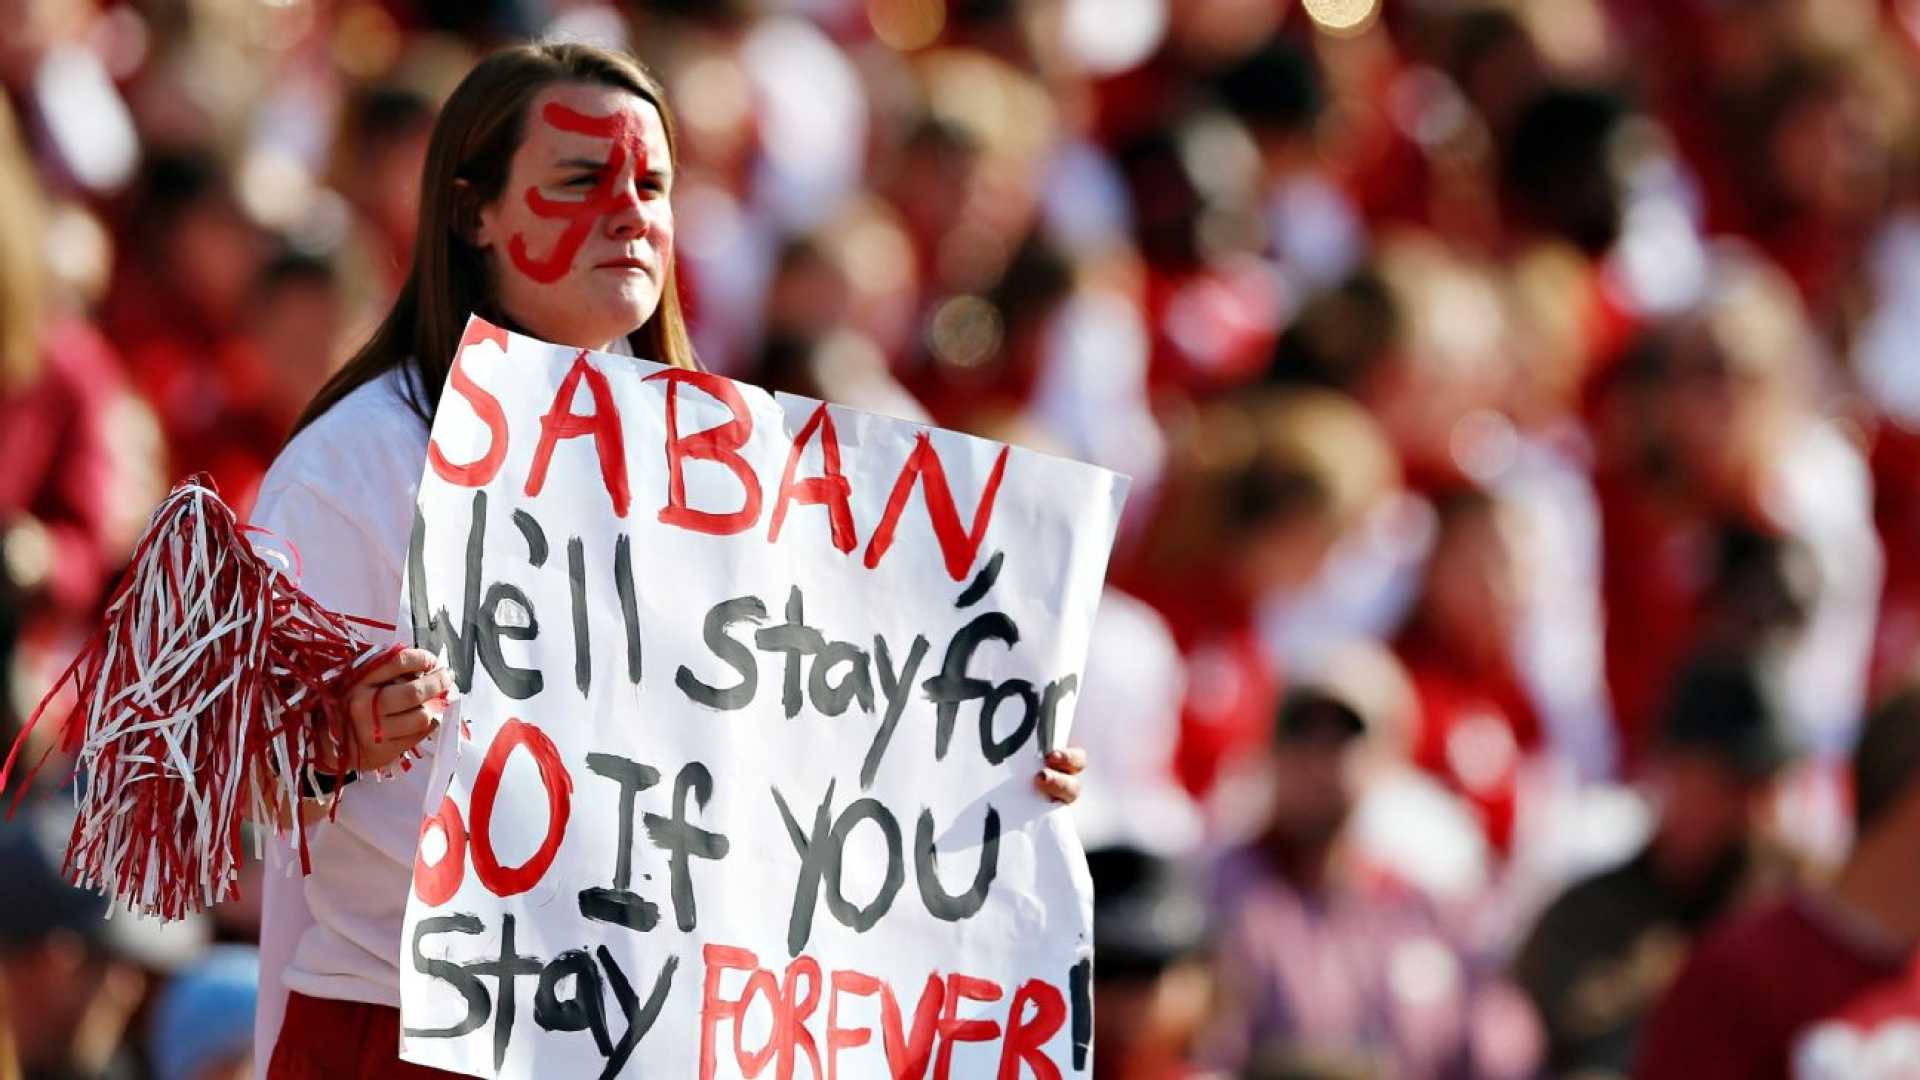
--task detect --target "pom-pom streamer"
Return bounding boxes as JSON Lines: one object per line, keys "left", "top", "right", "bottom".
{"left": 0, "top": 477, "right": 393, "bottom": 920}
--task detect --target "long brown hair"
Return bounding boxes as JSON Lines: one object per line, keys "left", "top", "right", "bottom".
{"left": 0, "top": 95, "right": 44, "bottom": 395}
{"left": 292, "top": 42, "right": 697, "bottom": 437}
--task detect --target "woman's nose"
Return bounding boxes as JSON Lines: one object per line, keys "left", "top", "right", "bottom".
{"left": 605, "top": 180, "right": 648, "bottom": 239}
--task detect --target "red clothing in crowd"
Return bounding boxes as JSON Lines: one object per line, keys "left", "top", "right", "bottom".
{"left": 1791, "top": 956, "right": 1920, "bottom": 1078}
{"left": 1141, "top": 261, "right": 1285, "bottom": 397}
{"left": 0, "top": 317, "right": 133, "bottom": 618}
{"left": 1635, "top": 895, "right": 1914, "bottom": 1080}
{"left": 1594, "top": 472, "right": 1710, "bottom": 770}
{"left": 1118, "top": 562, "right": 1281, "bottom": 798}
{"left": 1868, "top": 424, "right": 1920, "bottom": 691}
{"left": 101, "top": 270, "right": 284, "bottom": 513}
{"left": 1171, "top": 622, "right": 1281, "bottom": 799}
{"left": 1396, "top": 624, "right": 1542, "bottom": 855}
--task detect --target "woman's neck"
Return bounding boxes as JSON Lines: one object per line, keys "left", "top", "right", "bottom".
{"left": 484, "top": 301, "right": 630, "bottom": 356}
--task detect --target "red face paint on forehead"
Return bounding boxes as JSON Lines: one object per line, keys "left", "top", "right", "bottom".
{"left": 540, "top": 100, "right": 647, "bottom": 153}
{"left": 506, "top": 101, "right": 655, "bottom": 286}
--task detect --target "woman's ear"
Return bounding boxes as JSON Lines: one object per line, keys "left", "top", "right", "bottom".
{"left": 452, "top": 178, "right": 492, "bottom": 250}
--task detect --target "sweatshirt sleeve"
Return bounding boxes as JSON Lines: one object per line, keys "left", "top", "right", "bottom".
{"left": 249, "top": 476, "right": 407, "bottom": 632}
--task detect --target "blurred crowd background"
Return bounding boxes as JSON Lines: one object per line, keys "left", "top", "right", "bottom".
{"left": 3, "top": 0, "right": 1920, "bottom": 1077}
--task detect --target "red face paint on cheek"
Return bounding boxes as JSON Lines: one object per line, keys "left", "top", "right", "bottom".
{"left": 506, "top": 102, "right": 652, "bottom": 285}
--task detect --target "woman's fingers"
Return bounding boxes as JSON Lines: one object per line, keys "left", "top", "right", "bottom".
{"left": 374, "top": 669, "right": 455, "bottom": 716}
{"left": 1035, "top": 768, "right": 1082, "bottom": 804}
{"left": 376, "top": 707, "right": 439, "bottom": 745}
{"left": 308, "top": 647, "right": 447, "bottom": 786}
{"left": 352, "top": 646, "right": 438, "bottom": 689}
{"left": 337, "top": 656, "right": 444, "bottom": 773}
{"left": 1044, "top": 747, "right": 1087, "bottom": 774}
{"left": 347, "top": 682, "right": 380, "bottom": 738}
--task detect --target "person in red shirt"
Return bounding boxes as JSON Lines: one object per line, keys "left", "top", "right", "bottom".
{"left": 1592, "top": 251, "right": 1871, "bottom": 770}
{"left": 1395, "top": 487, "right": 1542, "bottom": 853}
{"left": 98, "top": 149, "right": 267, "bottom": 489}
{"left": 192, "top": 249, "right": 351, "bottom": 518}
{"left": 1636, "top": 682, "right": 1920, "bottom": 1079}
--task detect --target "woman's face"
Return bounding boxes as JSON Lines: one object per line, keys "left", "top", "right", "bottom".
{"left": 475, "top": 82, "right": 674, "bottom": 352}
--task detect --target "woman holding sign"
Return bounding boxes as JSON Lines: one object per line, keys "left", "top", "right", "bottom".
{"left": 250, "top": 42, "right": 1087, "bottom": 1078}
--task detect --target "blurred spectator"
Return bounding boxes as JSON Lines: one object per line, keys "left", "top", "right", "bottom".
{"left": 99, "top": 148, "right": 266, "bottom": 494}
{"left": 1721, "top": 52, "right": 1902, "bottom": 318}
{"left": 1218, "top": 37, "right": 1364, "bottom": 294}
{"left": 147, "top": 945, "right": 257, "bottom": 1080}
{"left": 1596, "top": 249, "right": 1880, "bottom": 765}
{"left": 1438, "top": 7, "right": 1546, "bottom": 146}
{"left": 1636, "top": 680, "right": 1920, "bottom": 1079}
{"left": 1089, "top": 846, "right": 1221, "bottom": 1080}
{"left": 1200, "top": 653, "right": 1541, "bottom": 1078}
{"left": 247, "top": 251, "right": 347, "bottom": 427}
{"left": 1253, "top": 276, "right": 1431, "bottom": 673}
{"left": 0, "top": 802, "right": 207, "bottom": 1080}
{"left": 0, "top": 815, "right": 132, "bottom": 1080}
{"left": 1280, "top": 250, "right": 1611, "bottom": 794}
{"left": 884, "top": 113, "right": 985, "bottom": 303}
{"left": 0, "top": 89, "right": 159, "bottom": 767}
{"left": 1327, "top": 640, "right": 1492, "bottom": 909}
{"left": 201, "top": 249, "right": 350, "bottom": 514}
{"left": 1023, "top": 272, "right": 1167, "bottom": 526}
{"left": 741, "top": 231, "right": 928, "bottom": 423}
{"left": 1263, "top": 270, "right": 1397, "bottom": 401}
{"left": 1117, "top": 121, "right": 1284, "bottom": 395}
{"left": 1515, "top": 649, "right": 1799, "bottom": 1078}
{"left": 915, "top": 234, "right": 1077, "bottom": 433}
{"left": 1394, "top": 487, "right": 1541, "bottom": 854}
{"left": 749, "top": 235, "right": 856, "bottom": 398}
{"left": 1500, "top": 86, "right": 1630, "bottom": 258}
{"left": 0, "top": 93, "right": 138, "bottom": 628}
{"left": 327, "top": 84, "right": 434, "bottom": 331}
{"left": 1119, "top": 387, "right": 1398, "bottom": 797}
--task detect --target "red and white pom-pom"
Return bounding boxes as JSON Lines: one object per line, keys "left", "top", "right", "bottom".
{"left": 0, "top": 476, "right": 393, "bottom": 921}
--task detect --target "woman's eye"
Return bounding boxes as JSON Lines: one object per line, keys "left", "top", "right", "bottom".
{"left": 564, "top": 173, "right": 600, "bottom": 188}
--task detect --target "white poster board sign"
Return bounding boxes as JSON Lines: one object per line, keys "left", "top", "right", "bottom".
{"left": 396, "top": 316, "right": 1126, "bottom": 1079}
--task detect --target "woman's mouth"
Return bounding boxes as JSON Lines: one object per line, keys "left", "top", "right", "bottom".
{"left": 595, "top": 257, "right": 651, "bottom": 274}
